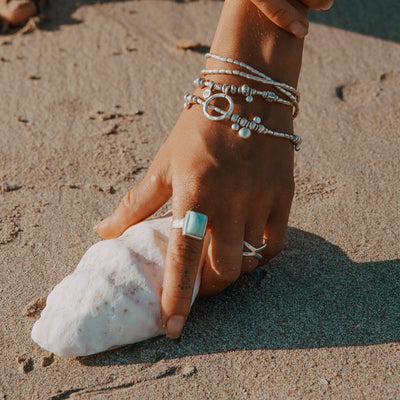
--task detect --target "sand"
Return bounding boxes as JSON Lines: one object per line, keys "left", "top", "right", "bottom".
{"left": 0, "top": 0, "right": 399, "bottom": 398}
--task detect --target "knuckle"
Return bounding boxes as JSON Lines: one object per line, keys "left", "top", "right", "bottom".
{"left": 215, "top": 264, "right": 241, "bottom": 285}
{"left": 175, "top": 173, "right": 206, "bottom": 200}
{"left": 266, "top": 242, "right": 284, "bottom": 260}
{"left": 192, "top": 166, "right": 223, "bottom": 191}
{"left": 267, "top": 6, "right": 289, "bottom": 24}
{"left": 122, "top": 189, "right": 137, "bottom": 209}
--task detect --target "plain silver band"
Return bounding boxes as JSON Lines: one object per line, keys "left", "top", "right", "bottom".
{"left": 171, "top": 218, "right": 184, "bottom": 229}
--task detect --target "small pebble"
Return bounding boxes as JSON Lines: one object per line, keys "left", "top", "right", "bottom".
{"left": 181, "top": 365, "right": 197, "bottom": 377}
{"left": 0, "top": 182, "right": 21, "bottom": 193}
{"left": 174, "top": 38, "right": 201, "bottom": 51}
{"left": 42, "top": 353, "right": 54, "bottom": 367}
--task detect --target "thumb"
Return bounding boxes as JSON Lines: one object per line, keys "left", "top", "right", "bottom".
{"left": 95, "top": 169, "right": 171, "bottom": 239}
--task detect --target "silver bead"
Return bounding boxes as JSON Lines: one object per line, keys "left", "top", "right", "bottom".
{"left": 222, "top": 84, "right": 230, "bottom": 94}
{"left": 231, "top": 123, "right": 240, "bottom": 131}
{"left": 249, "top": 121, "right": 257, "bottom": 130}
{"left": 245, "top": 95, "right": 253, "bottom": 103}
{"left": 184, "top": 102, "right": 189, "bottom": 108}
{"left": 253, "top": 116, "right": 261, "bottom": 124}
{"left": 241, "top": 84, "right": 250, "bottom": 96}
{"left": 230, "top": 85, "right": 237, "bottom": 94}
{"left": 295, "top": 143, "right": 301, "bottom": 151}
{"left": 239, "top": 118, "right": 248, "bottom": 127}
{"left": 238, "top": 128, "right": 251, "bottom": 139}
{"left": 230, "top": 114, "right": 239, "bottom": 123}
{"left": 203, "top": 88, "right": 212, "bottom": 99}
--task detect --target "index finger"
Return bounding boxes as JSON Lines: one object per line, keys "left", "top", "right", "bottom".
{"left": 161, "top": 193, "right": 210, "bottom": 338}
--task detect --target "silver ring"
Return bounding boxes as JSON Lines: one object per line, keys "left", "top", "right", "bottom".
{"left": 242, "top": 239, "right": 267, "bottom": 260}
{"left": 171, "top": 211, "right": 208, "bottom": 240}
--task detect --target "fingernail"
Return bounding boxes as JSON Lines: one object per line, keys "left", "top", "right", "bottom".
{"left": 166, "top": 315, "right": 185, "bottom": 339}
{"left": 289, "top": 21, "right": 308, "bottom": 38}
{"left": 323, "top": 0, "right": 334, "bottom": 10}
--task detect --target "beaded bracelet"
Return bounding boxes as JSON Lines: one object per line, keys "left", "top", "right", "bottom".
{"left": 204, "top": 53, "right": 299, "bottom": 100}
{"left": 203, "top": 53, "right": 299, "bottom": 114}
{"left": 193, "top": 77, "right": 298, "bottom": 118}
{"left": 184, "top": 53, "right": 303, "bottom": 150}
{"left": 184, "top": 93, "right": 302, "bottom": 151}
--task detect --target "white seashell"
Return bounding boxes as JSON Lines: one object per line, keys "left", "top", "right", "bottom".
{"left": 31, "top": 216, "right": 205, "bottom": 357}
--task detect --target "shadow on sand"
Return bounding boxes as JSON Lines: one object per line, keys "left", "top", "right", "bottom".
{"left": 79, "top": 226, "right": 400, "bottom": 366}
{"left": 309, "top": 0, "right": 400, "bottom": 44}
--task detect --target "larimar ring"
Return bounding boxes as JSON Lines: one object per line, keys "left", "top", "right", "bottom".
{"left": 243, "top": 239, "right": 267, "bottom": 260}
{"left": 172, "top": 211, "right": 208, "bottom": 240}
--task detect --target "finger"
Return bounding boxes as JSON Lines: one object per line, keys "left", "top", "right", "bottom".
{"left": 302, "top": 0, "right": 334, "bottom": 10}
{"left": 96, "top": 166, "right": 171, "bottom": 239}
{"left": 241, "top": 219, "right": 268, "bottom": 273}
{"left": 199, "top": 215, "right": 244, "bottom": 297}
{"left": 161, "top": 194, "right": 209, "bottom": 338}
{"left": 0, "top": 0, "right": 37, "bottom": 26}
{"left": 261, "top": 193, "right": 293, "bottom": 262}
{"left": 252, "top": 0, "right": 309, "bottom": 38}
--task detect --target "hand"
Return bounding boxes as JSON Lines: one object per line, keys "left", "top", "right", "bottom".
{"left": 97, "top": 0, "right": 302, "bottom": 339}
{"left": 251, "top": 0, "right": 334, "bottom": 38}
{"left": 96, "top": 96, "right": 295, "bottom": 338}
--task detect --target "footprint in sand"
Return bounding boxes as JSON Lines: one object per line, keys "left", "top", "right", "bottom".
{"left": 294, "top": 175, "right": 338, "bottom": 202}
{"left": 16, "top": 354, "right": 34, "bottom": 374}
{"left": 24, "top": 297, "right": 46, "bottom": 318}
{"left": 337, "top": 69, "right": 400, "bottom": 105}
{"left": 0, "top": 205, "right": 22, "bottom": 245}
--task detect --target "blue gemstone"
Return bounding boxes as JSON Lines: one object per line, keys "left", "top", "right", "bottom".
{"left": 183, "top": 211, "right": 208, "bottom": 240}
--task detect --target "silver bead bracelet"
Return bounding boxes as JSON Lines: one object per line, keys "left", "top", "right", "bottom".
{"left": 204, "top": 53, "right": 299, "bottom": 99}
{"left": 183, "top": 93, "right": 302, "bottom": 151}
{"left": 203, "top": 53, "right": 300, "bottom": 116}
{"left": 193, "top": 77, "right": 298, "bottom": 118}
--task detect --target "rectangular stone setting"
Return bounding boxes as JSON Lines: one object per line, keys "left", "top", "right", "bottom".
{"left": 182, "top": 211, "right": 208, "bottom": 240}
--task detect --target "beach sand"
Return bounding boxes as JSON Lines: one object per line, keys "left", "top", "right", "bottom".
{"left": 1, "top": 0, "right": 399, "bottom": 398}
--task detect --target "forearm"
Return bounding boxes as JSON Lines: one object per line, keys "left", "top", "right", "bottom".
{"left": 209, "top": 0, "right": 306, "bottom": 88}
